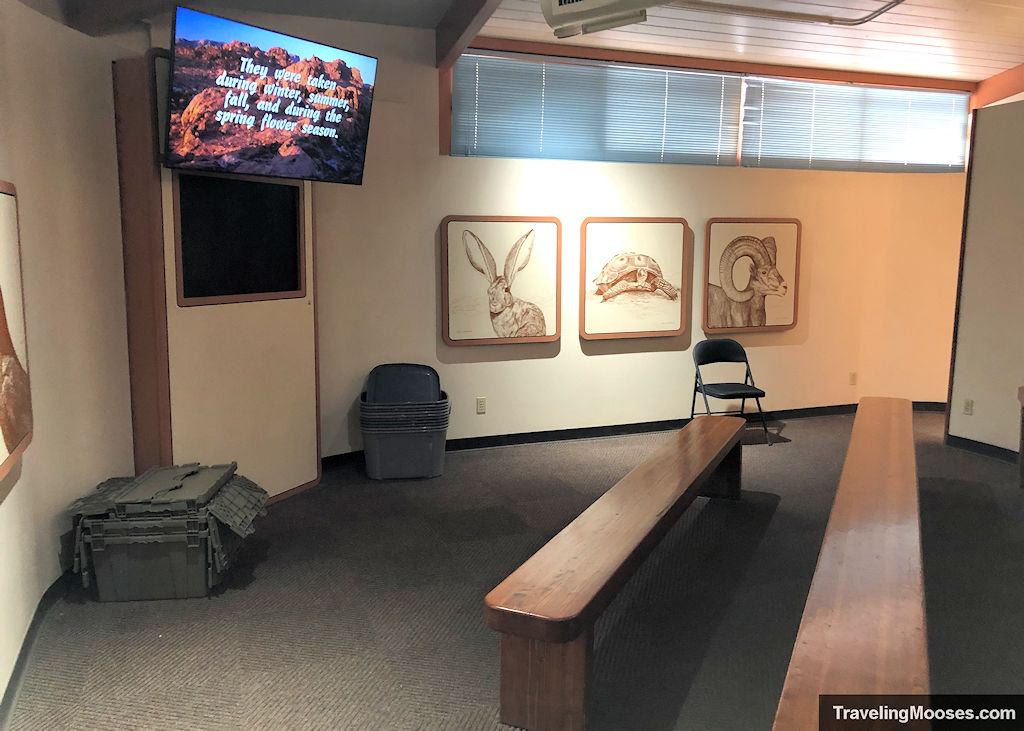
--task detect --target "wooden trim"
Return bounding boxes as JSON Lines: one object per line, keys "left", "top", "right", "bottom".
{"left": 944, "top": 109, "right": 979, "bottom": 442}
{"left": 0, "top": 183, "right": 32, "bottom": 490}
{"left": 971, "top": 62, "right": 1024, "bottom": 111}
{"left": 309, "top": 180, "right": 323, "bottom": 494}
{"left": 147, "top": 48, "right": 170, "bottom": 164}
{"left": 468, "top": 37, "right": 978, "bottom": 93}
{"left": 1019, "top": 386, "right": 1024, "bottom": 488}
{"left": 702, "top": 217, "right": 801, "bottom": 335}
{"left": 436, "top": 0, "right": 504, "bottom": 69}
{"left": 266, "top": 475, "right": 321, "bottom": 504}
{"left": 578, "top": 217, "right": 689, "bottom": 340}
{"left": 441, "top": 215, "right": 562, "bottom": 346}
{"left": 439, "top": 64, "right": 453, "bottom": 156}
{"left": 112, "top": 56, "right": 173, "bottom": 473}
{"left": 171, "top": 171, "right": 307, "bottom": 307}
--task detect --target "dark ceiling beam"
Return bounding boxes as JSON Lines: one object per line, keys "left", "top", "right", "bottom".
{"left": 435, "top": 0, "right": 503, "bottom": 69}
{"left": 63, "top": 0, "right": 173, "bottom": 36}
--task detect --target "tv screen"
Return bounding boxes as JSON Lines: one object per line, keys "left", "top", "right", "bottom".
{"left": 164, "top": 6, "right": 377, "bottom": 185}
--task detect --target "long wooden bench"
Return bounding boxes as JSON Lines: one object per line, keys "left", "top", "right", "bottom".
{"left": 484, "top": 415, "right": 747, "bottom": 731}
{"left": 772, "top": 397, "right": 929, "bottom": 730}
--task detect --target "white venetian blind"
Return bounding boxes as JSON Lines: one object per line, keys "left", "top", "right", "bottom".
{"left": 451, "top": 52, "right": 743, "bottom": 166}
{"left": 741, "top": 77, "right": 969, "bottom": 172}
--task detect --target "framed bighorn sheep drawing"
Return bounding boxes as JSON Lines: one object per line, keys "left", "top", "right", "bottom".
{"left": 442, "top": 216, "right": 561, "bottom": 346}
{"left": 703, "top": 218, "right": 800, "bottom": 334}
{"left": 0, "top": 181, "right": 33, "bottom": 501}
{"left": 580, "top": 217, "right": 689, "bottom": 340}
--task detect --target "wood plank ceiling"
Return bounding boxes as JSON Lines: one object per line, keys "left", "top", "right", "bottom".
{"left": 479, "top": 0, "right": 1024, "bottom": 81}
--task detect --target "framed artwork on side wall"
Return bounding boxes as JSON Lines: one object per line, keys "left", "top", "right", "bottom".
{"left": 703, "top": 218, "right": 801, "bottom": 334}
{"left": 0, "top": 181, "right": 33, "bottom": 497}
{"left": 580, "top": 217, "right": 689, "bottom": 340}
{"left": 442, "top": 216, "right": 561, "bottom": 346}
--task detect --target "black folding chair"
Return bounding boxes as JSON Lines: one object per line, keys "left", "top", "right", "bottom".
{"left": 691, "top": 338, "right": 772, "bottom": 445}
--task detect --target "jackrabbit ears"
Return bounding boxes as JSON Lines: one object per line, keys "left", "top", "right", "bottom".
{"left": 463, "top": 229, "right": 536, "bottom": 285}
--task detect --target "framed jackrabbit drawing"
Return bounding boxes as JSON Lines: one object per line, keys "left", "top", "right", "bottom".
{"left": 442, "top": 216, "right": 561, "bottom": 346}
{"left": 0, "top": 182, "right": 33, "bottom": 501}
{"left": 580, "top": 217, "right": 689, "bottom": 340}
{"left": 703, "top": 218, "right": 800, "bottom": 334}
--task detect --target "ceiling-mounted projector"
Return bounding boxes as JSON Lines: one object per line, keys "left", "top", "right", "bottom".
{"left": 540, "top": 0, "right": 650, "bottom": 38}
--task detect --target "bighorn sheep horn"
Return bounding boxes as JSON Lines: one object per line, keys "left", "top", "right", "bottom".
{"left": 718, "top": 236, "right": 775, "bottom": 303}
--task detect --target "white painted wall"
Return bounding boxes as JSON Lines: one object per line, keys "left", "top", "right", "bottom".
{"left": 0, "top": 2, "right": 970, "bottom": 699}
{"left": 0, "top": 0, "right": 139, "bottom": 697}
{"left": 242, "top": 14, "right": 963, "bottom": 456}
{"left": 161, "top": 175, "right": 319, "bottom": 497}
{"left": 151, "top": 10, "right": 963, "bottom": 458}
{"left": 949, "top": 100, "right": 1024, "bottom": 451}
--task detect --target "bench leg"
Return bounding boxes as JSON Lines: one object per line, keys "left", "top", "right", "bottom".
{"left": 499, "top": 630, "right": 591, "bottom": 731}
{"left": 702, "top": 441, "right": 742, "bottom": 500}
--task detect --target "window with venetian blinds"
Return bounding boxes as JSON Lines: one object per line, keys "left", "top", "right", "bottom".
{"left": 450, "top": 52, "right": 969, "bottom": 173}
{"left": 451, "top": 52, "right": 743, "bottom": 166}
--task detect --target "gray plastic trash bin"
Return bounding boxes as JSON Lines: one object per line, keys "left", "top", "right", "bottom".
{"left": 360, "top": 363, "right": 449, "bottom": 479}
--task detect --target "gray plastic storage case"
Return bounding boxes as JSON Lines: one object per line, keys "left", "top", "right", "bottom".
{"left": 71, "top": 463, "right": 265, "bottom": 602}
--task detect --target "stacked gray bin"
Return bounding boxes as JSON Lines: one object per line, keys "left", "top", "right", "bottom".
{"left": 360, "top": 363, "right": 450, "bottom": 479}
{"left": 69, "top": 462, "right": 267, "bottom": 601}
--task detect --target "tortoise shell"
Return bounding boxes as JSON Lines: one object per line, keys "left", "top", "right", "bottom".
{"left": 594, "top": 252, "right": 665, "bottom": 291}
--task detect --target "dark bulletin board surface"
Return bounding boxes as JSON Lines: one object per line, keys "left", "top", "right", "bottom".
{"left": 176, "top": 174, "right": 303, "bottom": 303}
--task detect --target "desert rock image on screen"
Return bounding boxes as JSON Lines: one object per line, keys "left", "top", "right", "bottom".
{"left": 166, "top": 8, "right": 376, "bottom": 184}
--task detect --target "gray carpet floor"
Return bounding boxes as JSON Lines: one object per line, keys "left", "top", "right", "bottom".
{"left": 4, "top": 412, "right": 1023, "bottom": 730}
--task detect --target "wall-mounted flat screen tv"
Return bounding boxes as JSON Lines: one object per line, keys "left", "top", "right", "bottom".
{"left": 164, "top": 6, "right": 377, "bottom": 184}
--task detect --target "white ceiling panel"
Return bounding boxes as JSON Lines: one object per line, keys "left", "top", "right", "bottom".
{"left": 480, "top": 0, "right": 1024, "bottom": 81}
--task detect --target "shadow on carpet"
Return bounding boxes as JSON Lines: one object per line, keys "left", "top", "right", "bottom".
{"left": 919, "top": 477, "right": 1024, "bottom": 694}
{"left": 588, "top": 490, "right": 782, "bottom": 730}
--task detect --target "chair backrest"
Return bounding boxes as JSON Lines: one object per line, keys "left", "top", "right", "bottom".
{"left": 693, "top": 338, "right": 749, "bottom": 366}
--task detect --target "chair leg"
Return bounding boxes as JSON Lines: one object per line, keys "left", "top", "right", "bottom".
{"left": 755, "top": 398, "right": 771, "bottom": 446}
{"left": 701, "top": 390, "right": 713, "bottom": 418}
{"left": 740, "top": 397, "right": 747, "bottom": 417}
{"left": 691, "top": 380, "right": 699, "bottom": 419}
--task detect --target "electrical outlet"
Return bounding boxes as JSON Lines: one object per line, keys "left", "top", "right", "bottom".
{"left": 849, "top": 372, "right": 857, "bottom": 386}
{"left": 476, "top": 396, "right": 487, "bottom": 414}
{"left": 963, "top": 399, "right": 974, "bottom": 416}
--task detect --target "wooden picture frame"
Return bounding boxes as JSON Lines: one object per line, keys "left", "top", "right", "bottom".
{"left": 442, "top": 216, "right": 561, "bottom": 346}
{"left": 0, "top": 181, "right": 33, "bottom": 494}
{"left": 703, "top": 218, "right": 801, "bottom": 334}
{"left": 580, "top": 217, "right": 689, "bottom": 340}
{"left": 172, "top": 171, "right": 306, "bottom": 307}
